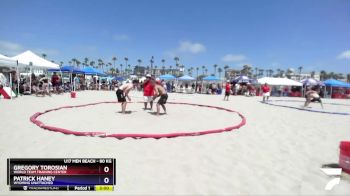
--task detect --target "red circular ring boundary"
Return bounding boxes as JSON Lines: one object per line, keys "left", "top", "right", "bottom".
{"left": 29, "top": 101, "right": 246, "bottom": 139}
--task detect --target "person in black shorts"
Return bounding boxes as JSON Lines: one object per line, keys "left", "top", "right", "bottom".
{"left": 304, "top": 89, "right": 323, "bottom": 109}
{"left": 116, "top": 80, "right": 139, "bottom": 113}
{"left": 152, "top": 80, "right": 168, "bottom": 115}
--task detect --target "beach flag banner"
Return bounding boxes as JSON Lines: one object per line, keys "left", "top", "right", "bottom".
{"left": 0, "top": 87, "right": 16, "bottom": 99}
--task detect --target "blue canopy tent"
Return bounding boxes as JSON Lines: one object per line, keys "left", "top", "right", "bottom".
{"left": 48, "top": 66, "right": 85, "bottom": 74}
{"left": 203, "top": 75, "right": 220, "bottom": 81}
{"left": 159, "top": 74, "right": 176, "bottom": 80}
{"left": 323, "top": 79, "right": 350, "bottom": 98}
{"left": 82, "top": 67, "right": 106, "bottom": 76}
{"left": 178, "top": 75, "right": 195, "bottom": 81}
{"left": 81, "top": 67, "right": 106, "bottom": 90}
{"left": 323, "top": 79, "right": 350, "bottom": 87}
{"left": 201, "top": 76, "right": 220, "bottom": 94}
{"left": 47, "top": 66, "right": 85, "bottom": 91}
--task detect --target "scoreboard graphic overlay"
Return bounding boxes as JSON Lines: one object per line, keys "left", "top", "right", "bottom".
{"left": 7, "top": 158, "right": 116, "bottom": 191}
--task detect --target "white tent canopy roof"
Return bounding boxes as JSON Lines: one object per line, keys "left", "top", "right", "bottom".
{"left": 258, "top": 77, "right": 302, "bottom": 86}
{"left": 0, "top": 53, "right": 17, "bottom": 67}
{"left": 0, "top": 53, "right": 13, "bottom": 60}
{"left": 11, "top": 50, "right": 59, "bottom": 69}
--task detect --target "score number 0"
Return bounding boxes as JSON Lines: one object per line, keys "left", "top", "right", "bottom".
{"left": 103, "top": 166, "right": 110, "bottom": 184}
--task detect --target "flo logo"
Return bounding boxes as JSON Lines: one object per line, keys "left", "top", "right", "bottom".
{"left": 320, "top": 167, "right": 342, "bottom": 191}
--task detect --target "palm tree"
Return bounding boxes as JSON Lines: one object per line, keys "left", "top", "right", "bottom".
{"left": 298, "top": 66, "right": 303, "bottom": 80}
{"left": 202, "top": 65, "right": 206, "bottom": 75}
{"left": 320, "top": 70, "right": 326, "bottom": 81}
{"left": 224, "top": 65, "right": 229, "bottom": 79}
{"left": 213, "top": 64, "right": 218, "bottom": 76}
{"left": 71, "top": 58, "right": 77, "bottom": 66}
{"left": 258, "top": 69, "right": 264, "bottom": 77}
{"left": 137, "top": 59, "right": 142, "bottom": 66}
{"left": 205, "top": 68, "right": 208, "bottom": 75}
{"left": 196, "top": 67, "right": 199, "bottom": 79}
{"left": 59, "top": 61, "right": 64, "bottom": 67}
{"left": 124, "top": 57, "right": 128, "bottom": 75}
{"left": 128, "top": 64, "right": 131, "bottom": 75}
{"left": 154, "top": 65, "right": 158, "bottom": 76}
{"left": 161, "top": 59, "right": 165, "bottom": 68}
{"left": 112, "top": 56, "right": 117, "bottom": 67}
{"left": 119, "top": 64, "right": 123, "bottom": 76}
{"left": 169, "top": 65, "right": 172, "bottom": 75}
{"left": 174, "top": 56, "right": 179, "bottom": 67}
{"left": 276, "top": 68, "right": 281, "bottom": 77}
{"left": 42, "top": 53, "right": 47, "bottom": 59}
{"left": 254, "top": 67, "right": 259, "bottom": 78}
{"left": 279, "top": 70, "right": 285, "bottom": 77}
{"left": 90, "top": 61, "right": 95, "bottom": 67}
{"left": 97, "top": 59, "right": 103, "bottom": 70}
{"left": 110, "top": 67, "right": 116, "bottom": 75}
{"left": 76, "top": 60, "right": 81, "bottom": 68}
{"left": 150, "top": 56, "right": 154, "bottom": 75}
{"left": 83, "top": 57, "right": 89, "bottom": 68}
{"left": 112, "top": 56, "right": 117, "bottom": 70}
{"left": 162, "top": 66, "right": 166, "bottom": 74}
{"left": 187, "top": 68, "right": 192, "bottom": 76}
{"left": 218, "top": 67, "right": 223, "bottom": 79}
{"left": 161, "top": 59, "right": 165, "bottom": 74}
{"left": 69, "top": 61, "right": 72, "bottom": 66}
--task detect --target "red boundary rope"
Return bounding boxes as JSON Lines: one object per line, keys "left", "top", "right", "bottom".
{"left": 30, "top": 101, "right": 246, "bottom": 139}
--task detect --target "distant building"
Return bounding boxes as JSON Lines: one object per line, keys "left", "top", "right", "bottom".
{"left": 133, "top": 66, "right": 147, "bottom": 76}
{"left": 133, "top": 65, "right": 183, "bottom": 77}
{"left": 225, "top": 69, "right": 241, "bottom": 79}
{"left": 289, "top": 73, "right": 320, "bottom": 81}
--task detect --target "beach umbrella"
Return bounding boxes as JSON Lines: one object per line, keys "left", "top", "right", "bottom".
{"left": 159, "top": 74, "right": 175, "bottom": 80}
{"left": 300, "top": 78, "right": 324, "bottom": 86}
{"left": 233, "top": 75, "right": 250, "bottom": 83}
{"left": 178, "top": 75, "right": 195, "bottom": 81}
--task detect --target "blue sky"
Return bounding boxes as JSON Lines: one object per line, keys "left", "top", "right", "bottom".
{"left": 0, "top": 0, "right": 349, "bottom": 74}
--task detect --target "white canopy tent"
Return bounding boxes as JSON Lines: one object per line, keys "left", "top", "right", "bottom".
{"left": 10, "top": 50, "right": 59, "bottom": 94}
{"left": 11, "top": 50, "right": 59, "bottom": 69}
{"left": 0, "top": 54, "right": 18, "bottom": 67}
{"left": 257, "top": 77, "right": 302, "bottom": 86}
{"left": 0, "top": 54, "right": 20, "bottom": 99}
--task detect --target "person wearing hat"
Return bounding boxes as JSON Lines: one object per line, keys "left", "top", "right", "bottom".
{"left": 224, "top": 80, "right": 231, "bottom": 101}
{"left": 143, "top": 74, "right": 154, "bottom": 110}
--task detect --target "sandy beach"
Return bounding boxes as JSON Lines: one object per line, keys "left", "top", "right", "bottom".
{"left": 1, "top": 90, "right": 350, "bottom": 195}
